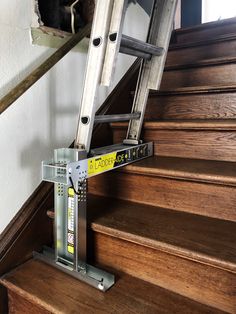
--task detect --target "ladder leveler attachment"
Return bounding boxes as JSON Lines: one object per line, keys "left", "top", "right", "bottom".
{"left": 36, "top": 0, "right": 178, "bottom": 291}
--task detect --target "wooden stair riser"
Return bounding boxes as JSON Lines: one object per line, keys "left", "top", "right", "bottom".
{"left": 172, "top": 18, "right": 236, "bottom": 44}
{"left": 3, "top": 259, "right": 225, "bottom": 314}
{"left": 92, "top": 232, "right": 235, "bottom": 313}
{"left": 167, "top": 38, "right": 236, "bottom": 67}
{"left": 146, "top": 92, "right": 236, "bottom": 120}
{"left": 112, "top": 127, "right": 236, "bottom": 162}
{"left": 161, "top": 63, "right": 236, "bottom": 90}
{"left": 8, "top": 290, "right": 49, "bottom": 314}
{"left": 89, "top": 172, "right": 236, "bottom": 221}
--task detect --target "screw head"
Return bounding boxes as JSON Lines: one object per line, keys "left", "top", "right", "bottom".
{"left": 98, "top": 282, "right": 104, "bottom": 291}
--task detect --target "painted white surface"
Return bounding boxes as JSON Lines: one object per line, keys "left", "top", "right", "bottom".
{"left": 0, "top": 1, "right": 149, "bottom": 233}
{"left": 202, "top": 0, "right": 236, "bottom": 23}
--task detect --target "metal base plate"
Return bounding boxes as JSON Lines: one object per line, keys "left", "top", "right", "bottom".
{"left": 34, "top": 248, "right": 115, "bottom": 292}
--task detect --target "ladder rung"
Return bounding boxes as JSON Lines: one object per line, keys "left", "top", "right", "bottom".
{"left": 94, "top": 112, "right": 141, "bottom": 124}
{"left": 119, "top": 46, "right": 151, "bottom": 60}
{"left": 120, "top": 34, "right": 164, "bottom": 56}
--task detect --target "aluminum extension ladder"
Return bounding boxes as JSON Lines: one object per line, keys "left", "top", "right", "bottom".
{"left": 36, "top": 0, "right": 178, "bottom": 292}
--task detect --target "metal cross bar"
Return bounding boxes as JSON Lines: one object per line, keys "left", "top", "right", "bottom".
{"left": 119, "top": 46, "right": 152, "bottom": 59}
{"left": 121, "top": 34, "right": 164, "bottom": 56}
{"left": 94, "top": 112, "right": 141, "bottom": 123}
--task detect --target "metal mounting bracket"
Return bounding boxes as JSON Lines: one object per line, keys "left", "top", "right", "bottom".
{"left": 38, "top": 142, "right": 153, "bottom": 291}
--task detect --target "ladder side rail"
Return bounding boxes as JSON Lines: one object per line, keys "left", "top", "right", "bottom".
{"left": 123, "top": 0, "right": 159, "bottom": 144}
{"left": 101, "top": 0, "right": 128, "bottom": 87}
{"left": 124, "top": 0, "right": 178, "bottom": 144}
{"left": 148, "top": 0, "right": 178, "bottom": 90}
{"left": 121, "top": 34, "right": 164, "bottom": 56}
{"left": 75, "top": 0, "right": 114, "bottom": 151}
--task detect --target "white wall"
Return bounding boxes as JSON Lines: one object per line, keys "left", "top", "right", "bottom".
{"left": 0, "top": 1, "right": 149, "bottom": 233}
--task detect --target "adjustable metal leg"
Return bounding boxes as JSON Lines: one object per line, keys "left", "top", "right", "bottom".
{"left": 36, "top": 148, "right": 115, "bottom": 292}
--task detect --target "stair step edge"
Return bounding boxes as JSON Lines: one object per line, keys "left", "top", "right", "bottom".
{"left": 165, "top": 56, "right": 236, "bottom": 71}
{"left": 46, "top": 208, "right": 236, "bottom": 273}
{"left": 91, "top": 222, "right": 236, "bottom": 274}
{"left": 148, "top": 84, "right": 236, "bottom": 96}
{"left": 1, "top": 259, "right": 224, "bottom": 314}
{"left": 0, "top": 279, "right": 57, "bottom": 314}
{"left": 47, "top": 194, "right": 236, "bottom": 275}
{"left": 169, "top": 32, "right": 236, "bottom": 51}
{"left": 111, "top": 120, "right": 236, "bottom": 130}
{"left": 120, "top": 162, "right": 236, "bottom": 187}
{"left": 172, "top": 17, "right": 236, "bottom": 36}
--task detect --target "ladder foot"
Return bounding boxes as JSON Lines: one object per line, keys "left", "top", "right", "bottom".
{"left": 123, "top": 139, "right": 142, "bottom": 145}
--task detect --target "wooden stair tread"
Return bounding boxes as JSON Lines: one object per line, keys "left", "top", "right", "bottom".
{"left": 122, "top": 156, "right": 236, "bottom": 186}
{"left": 112, "top": 120, "right": 236, "bottom": 130}
{"left": 169, "top": 32, "right": 236, "bottom": 50}
{"left": 88, "top": 195, "right": 236, "bottom": 272}
{"left": 0, "top": 259, "right": 222, "bottom": 314}
{"left": 171, "top": 17, "right": 236, "bottom": 43}
{"left": 165, "top": 55, "right": 236, "bottom": 71}
{"left": 173, "top": 17, "right": 236, "bottom": 34}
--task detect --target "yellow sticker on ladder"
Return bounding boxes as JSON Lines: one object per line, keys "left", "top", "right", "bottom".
{"left": 67, "top": 245, "right": 74, "bottom": 254}
{"left": 88, "top": 152, "right": 117, "bottom": 176}
{"left": 67, "top": 187, "right": 75, "bottom": 255}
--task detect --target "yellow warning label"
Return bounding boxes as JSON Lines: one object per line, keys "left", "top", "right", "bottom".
{"left": 68, "top": 187, "right": 75, "bottom": 197}
{"left": 67, "top": 187, "right": 75, "bottom": 255}
{"left": 88, "top": 152, "right": 117, "bottom": 176}
{"left": 67, "top": 245, "right": 74, "bottom": 254}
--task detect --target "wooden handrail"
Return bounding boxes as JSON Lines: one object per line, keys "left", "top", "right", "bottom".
{"left": 0, "top": 23, "right": 91, "bottom": 115}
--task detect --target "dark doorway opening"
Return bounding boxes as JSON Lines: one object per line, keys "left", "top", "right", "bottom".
{"left": 37, "top": 0, "right": 94, "bottom": 33}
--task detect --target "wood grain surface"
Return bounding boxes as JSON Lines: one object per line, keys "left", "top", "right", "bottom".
{"left": 8, "top": 290, "right": 50, "bottom": 314}
{"left": 112, "top": 123, "right": 236, "bottom": 162}
{"left": 167, "top": 34, "right": 236, "bottom": 67}
{"left": 172, "top": 17, "right": 236, "bottom": 44}
{"left": 87, "top": 195, "right": 236, "bottom": 272}
{"left": 89, "top": 171, "right": 236, "bottom": 221}
{"left": 161, "top": 61, "right": 236, "bottom": 90}
{"left": 45, "top": 193, "right": 236, "bottom": 270}
{"left": 146, "top": 90, "right": 236, "bottom": 120}
{"left": 1, "top": 259, "right": 225, "bottom": 314}
{"left": 93, "top": 233, "right": 235, "bottom": 313}
{"left": 122, "top": 156, "right": 236, "bottom": 186}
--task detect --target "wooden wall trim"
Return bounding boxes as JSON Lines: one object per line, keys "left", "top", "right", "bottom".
{"left": 0, "top": 285, "right": 8, "bottom": 314}
{"left": 0, "top": 182, "right": 52, "bottom": 258}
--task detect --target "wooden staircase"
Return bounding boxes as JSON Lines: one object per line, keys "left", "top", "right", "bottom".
{"left": 1, "top": 19, "right": 236, "bottom": 313}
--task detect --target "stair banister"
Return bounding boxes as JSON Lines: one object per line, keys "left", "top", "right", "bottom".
{"left": 0, "top": 23, "right": 91, "bottom": 115}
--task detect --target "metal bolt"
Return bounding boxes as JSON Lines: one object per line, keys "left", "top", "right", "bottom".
{"left": 98, "top": 282, "right": 104, "bottom": 291}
